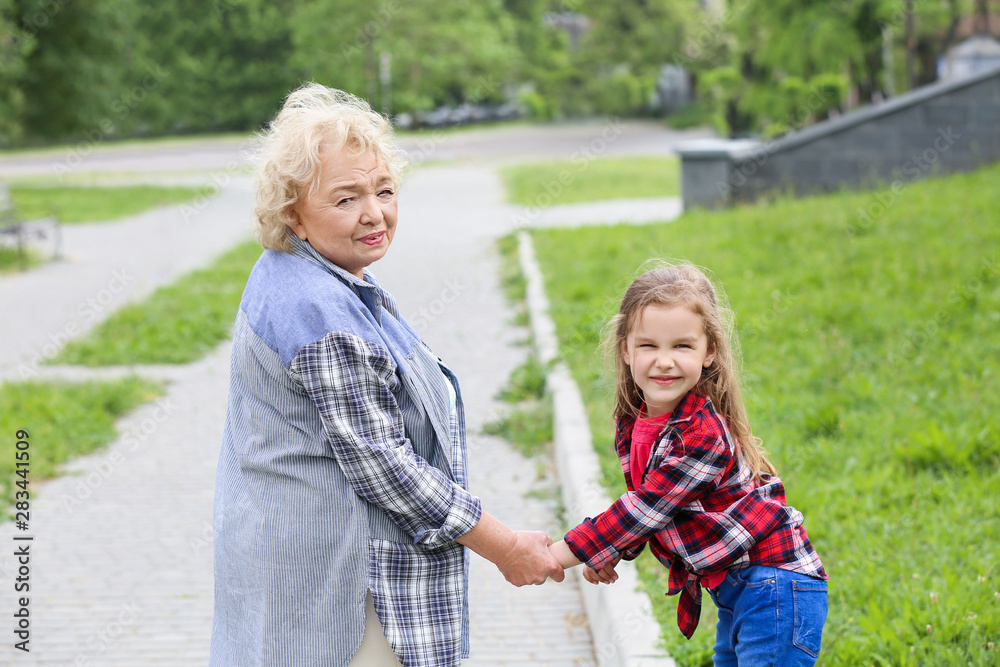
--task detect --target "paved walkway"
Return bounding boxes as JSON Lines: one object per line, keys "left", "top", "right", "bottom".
{"left": 0, "top": 120, "right": 711, "bottom": 178}
{"left": 0, "top": 172, "right": 600, "bottom": 667}
{"left": 0, "top": 124, "right": 691, "bottom": 665}
{"left": 0, "top": 176, "right": 256, "bottom": 382}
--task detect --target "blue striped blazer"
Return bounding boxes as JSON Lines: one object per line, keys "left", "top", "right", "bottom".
{"left": 211, "top": 237, "right": 482, "bottom": 666}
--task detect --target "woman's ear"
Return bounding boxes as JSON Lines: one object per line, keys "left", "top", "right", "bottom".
{"left": 286, "top": 205, "right": 306, "bottom": 240}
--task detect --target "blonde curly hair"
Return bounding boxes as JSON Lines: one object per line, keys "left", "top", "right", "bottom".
{"left": 252, "top": 83, "right": 406, "bottom": 252}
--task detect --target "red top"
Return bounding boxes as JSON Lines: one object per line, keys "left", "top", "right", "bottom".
{"left": 566, "top": 393, "right": 826, "bottom": 638}
{"left": 628, "top": 407, "right": 671, "bottom": 490}
{"left": 630, "top": 406, "right": 726, "bottom": 591}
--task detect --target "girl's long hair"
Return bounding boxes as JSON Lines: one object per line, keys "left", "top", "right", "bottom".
{"left": 604, "top": 263, "right": 777, "bottom": 481}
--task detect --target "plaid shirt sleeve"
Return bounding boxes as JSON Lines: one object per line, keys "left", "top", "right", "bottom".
{"left": 564, "top": 419, "right": 732, "bottom": 571}
{"left": 290, "top": 330, "right": 482, "bottom": 548}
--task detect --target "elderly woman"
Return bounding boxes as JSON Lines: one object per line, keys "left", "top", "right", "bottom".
{"left": 211, "top": 83, "right": 563, "bottom": 667}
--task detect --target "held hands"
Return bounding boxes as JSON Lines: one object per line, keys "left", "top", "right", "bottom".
{"left": 494, "top": 531, "right": 565, "bottom": 586}
{"left": 549, "top": 539, "right": 621, "bottom": 586}
{"left": 581, "top": 556, "right": 622, "bottom": 586}
{"left": 493, "top": 535, "right": 622, "bottom": 587}
{"left": 456, "top": 512, "right": 563, "bottom": 586}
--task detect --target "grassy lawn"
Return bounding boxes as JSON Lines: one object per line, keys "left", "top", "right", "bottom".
{"left": 0, "top": 247, "right": 42, "bottom": 273}
{"left": 10, "top": 184, "right": 214, "bottom": 223}
{"left": 527, "top": 163, "right": 1000, "bottom": 666}
{"left": 52, "top": 239, "right": 262, "bottom": 366}
{"left": 500, "top": 156, "right": 679, "bottom": 207}
{"left": 0, "top": 132, "right": 253, "bottom": 159}
{"left": 482, "top": 355, "right": 553, "bottom": 458}
{"left": 0, "top": 378, "right": 164, "bottom": 511}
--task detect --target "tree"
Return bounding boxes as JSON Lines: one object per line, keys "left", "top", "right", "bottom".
{"left": 904, "top": 0, "right": 972, "bottom": 88}
{"left": 17, "top": 0, "right": 133, "bottom": 143}
{"left": 697, "top": 0, "right": 978, "bottom": 136}
{"left": 579, "top": 0, "right": 693, "bottom": 80}
{"left": 290, "top": 0, "right": 521, "bottom": 116}
{"left": 572, "top": 0, "right": 700, "bottom": 116}
{"left": 130, "top": 0, "right": 296, "bottom": 134}
{"left": 0, "top": 0, "right": 31, "bottom": 146}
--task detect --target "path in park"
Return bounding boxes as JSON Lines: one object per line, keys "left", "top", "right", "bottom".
{"left": 0, "top": 121, "right": 697, "bottom": 665}
{"left": 0, "top": 119, "right": 710, "bottom": 178}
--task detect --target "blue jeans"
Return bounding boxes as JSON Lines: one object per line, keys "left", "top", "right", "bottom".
{"left": 708, "top": 565, "right": 828, "bottom": 666}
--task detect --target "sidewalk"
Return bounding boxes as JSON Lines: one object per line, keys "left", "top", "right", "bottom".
{"left": 0, "top": 176, "right": 256, "bottom": 382}
{"left": 0, "top": 165, "right": 603, "bottom": 665}
{"left": 382, "top": 165, "right": 602, "bottom": 665}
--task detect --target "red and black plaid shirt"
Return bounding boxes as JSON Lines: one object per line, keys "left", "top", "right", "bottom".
{"left": 564, "top": 392, "right": 826, "bottom": 639}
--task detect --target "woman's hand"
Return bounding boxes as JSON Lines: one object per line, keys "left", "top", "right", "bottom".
{"left": 495, "top": 531, "right": 565, "bottom": 586}
{"left": 456, "top": 512, "right": 564, "bottom": 586}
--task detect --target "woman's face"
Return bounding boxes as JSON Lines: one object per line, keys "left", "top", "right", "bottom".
{"left": 289, "top": 146, "right": 397, "bottom": 278}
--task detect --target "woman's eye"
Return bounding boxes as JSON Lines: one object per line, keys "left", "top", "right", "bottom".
{"left": 378, "top": 189, "right": 394, "bottom": 198}
{"left": 337, "top": 197, "right": 354, "bottom": 206}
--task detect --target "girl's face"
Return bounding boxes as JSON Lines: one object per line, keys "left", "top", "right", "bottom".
{"left": 621, "top": 304, "right": 716, "bottom": 418}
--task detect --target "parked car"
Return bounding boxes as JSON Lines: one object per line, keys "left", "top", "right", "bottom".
{"left": 395, "top": 102, "right": 524, "bottom": 130}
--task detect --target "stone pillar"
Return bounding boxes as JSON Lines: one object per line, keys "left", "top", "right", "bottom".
{"left": 675, "top": 139, "right": 760, "bottom": 210}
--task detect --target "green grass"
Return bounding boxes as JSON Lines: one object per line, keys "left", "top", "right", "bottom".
{"left": 500, "top": 156, "right": 679, "bottom": 207}
{"left": 0, "top": 247, "right": 42, "bottom": 272}
{"left": 53, "top": 239, "right": 262, "bottom": 365}
{"left": 482, "top": 356, "right": 553, "bottom": 458}
{"left": 528, "top": 163, "right": 1000, "bottom": 666}
{"left": 483, "top": 242, "right": 554, "bottom": 459}
{"left": 0, "top": 378, "right": 163, "bottom": 511}
{"left": 0, "top": 132, "right": 253, "bottom": 158}
{"left": 496, "top": 234, "right": 529, "bottom": 327}
{"left": 497, "top": 234, "right": 528, "bottom": 304}
{"left": 665, "top": 101, "right": 713, "bottom": 130}
{"left": 10, "top": 184, "right": 214, "bottom": 223}
{"left": 495, "top": 355, "right": 548, "bottom": 403}
{"left": 482, "top": 401, "right": 554, "bottom": 458}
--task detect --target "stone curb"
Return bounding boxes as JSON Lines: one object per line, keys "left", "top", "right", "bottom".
{"left": 517, "top": 231, "right": 676, "bottom": 667}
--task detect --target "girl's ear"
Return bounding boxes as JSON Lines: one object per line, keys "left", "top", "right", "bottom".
{"left": 703, "top": 344, "right": 716, "bottom": 368}
{"left": 620, "top": 339, "right": 631, "bottom": 367}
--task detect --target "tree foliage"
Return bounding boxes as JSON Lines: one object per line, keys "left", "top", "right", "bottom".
{"left": 16, "top": 0, "right": 131, "bottom": 143}
{"left": 131, "top": 0, "right": 295, "bottom": 135}
{"left": 290, "top": 0, "right": 521, "bottom": 115}
{"left": 0, "top": 0, "right": 31, "bottom": 146}
{"left": 0, "top": 0, "right": 988, "bottom": 145}
{"left": 693, "top": 0, "right": 979, "bottom": 136}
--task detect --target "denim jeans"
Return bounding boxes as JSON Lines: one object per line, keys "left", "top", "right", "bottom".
{"left": 708, "top": 565, "right": 828, "bottom": 666}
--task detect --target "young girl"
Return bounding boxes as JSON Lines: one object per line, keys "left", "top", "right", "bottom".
{"left": 549, "top": 264, "right": 828, "bottom": 666}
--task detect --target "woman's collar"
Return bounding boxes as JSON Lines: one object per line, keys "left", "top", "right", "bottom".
{"left": 288, "top": 235, "right": 377, "bottom": 290}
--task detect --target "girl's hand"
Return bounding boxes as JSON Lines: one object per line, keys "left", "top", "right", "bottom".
{"left": 548, "top": 539, "right": 581, "bottom": 570}
{"left": 583, "top": 556, "right": 622, "bottom": 585}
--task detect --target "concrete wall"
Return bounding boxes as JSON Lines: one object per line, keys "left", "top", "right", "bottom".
{"left": 677, "top": 64, "right": 1000, "bottom": 209}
